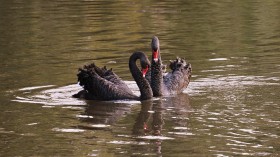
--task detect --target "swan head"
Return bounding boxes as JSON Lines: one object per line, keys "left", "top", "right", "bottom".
{"left": 140, "top": 54, "right": 150, "bottom": 77}
{"left": 151, "top": 36, "right": 160, "bottom": 63}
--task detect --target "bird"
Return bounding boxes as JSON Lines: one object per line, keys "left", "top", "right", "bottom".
{"left": 149, "top": 36, "right": 192, "bottom": 96}
{"left": 73, "top": 51, "right": 153, "bottom": 101}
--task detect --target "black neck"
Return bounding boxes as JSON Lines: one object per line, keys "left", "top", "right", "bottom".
{"left": 129, "top": 52, "right": 153, "bottom": 100}
{"left": 151, "top": 49, "right": 163, "bottom": 96}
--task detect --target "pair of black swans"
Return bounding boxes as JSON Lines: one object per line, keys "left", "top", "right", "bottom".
{"left": 73, "top": 36, "right": 192, "bottom": 101}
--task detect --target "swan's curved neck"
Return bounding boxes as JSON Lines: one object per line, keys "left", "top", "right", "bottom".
{"left": 129, "top": 52, "right": 153, "bottom": 100}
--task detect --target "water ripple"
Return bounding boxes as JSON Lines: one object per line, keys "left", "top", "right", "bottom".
{"left": 11, "top": 81, "right": 141, "bottom": 106}
{"left": 185, "top": 75, "right": 279, "bottom": 96}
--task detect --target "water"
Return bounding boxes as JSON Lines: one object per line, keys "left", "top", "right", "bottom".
{"left": 1, "top": 0, "right": 280, "bottom": 156}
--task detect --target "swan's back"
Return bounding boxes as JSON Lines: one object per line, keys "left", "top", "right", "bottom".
{"left": 76, "top": 63, "right": 137, "bottom": 100}
{"left": 163, "top": 57, "right": 192, "bottom": 94}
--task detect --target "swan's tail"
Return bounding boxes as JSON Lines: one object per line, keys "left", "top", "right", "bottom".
{"left": 76, "top": 63, "right": 108, "bottom": 99}
{"left": 76, "top": 63, "right": 135, "bottom": 100}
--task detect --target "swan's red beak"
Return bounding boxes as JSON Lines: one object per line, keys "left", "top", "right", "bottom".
{"left": 153, "top": 50, "right": 159, "bottom": 62}
{"left": 142, "top": 66, "right": 149, "bottom": 77}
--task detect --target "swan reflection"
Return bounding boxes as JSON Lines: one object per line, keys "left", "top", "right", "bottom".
{"left": 133, "top": 94, "right": 191, "bottom": 136}
{"left": 77, "top": 100, "right": 134, "bottom": 130}
{"left": 131, "top": 94, "right": 191, "bottom": 156}
{"left": 76, "top": 93, "right": 191, "bottom": 156}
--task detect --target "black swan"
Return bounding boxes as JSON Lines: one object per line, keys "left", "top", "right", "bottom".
{"left": 73, "top": 51, "right": 153, "bottom": 101}
{"left": 150, "top": 36, "right": 192, "bottom": 96}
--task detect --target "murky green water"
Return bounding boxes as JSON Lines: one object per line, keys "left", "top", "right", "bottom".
{"left": 1, "top": 0, "right": 279, "bottom": 156}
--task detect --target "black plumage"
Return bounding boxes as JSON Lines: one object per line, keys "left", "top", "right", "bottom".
{"left": 73, "top": 51, "right": 153, "bottom": 101}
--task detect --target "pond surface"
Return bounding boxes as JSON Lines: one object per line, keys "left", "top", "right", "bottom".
{"left": 0, "top": 0, "right": 280, "bottom": 156}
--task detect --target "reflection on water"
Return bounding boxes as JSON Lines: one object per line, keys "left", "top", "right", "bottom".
{"left": 1, "top": 0, "right": 280, "bottom": 156}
